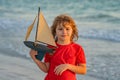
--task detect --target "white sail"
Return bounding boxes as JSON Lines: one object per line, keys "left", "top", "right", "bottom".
{"left": 25, "top": 16, "right": 37, "bottom": 41}
{"left": 36, "top": 12, "right": 56, "bottom": 47}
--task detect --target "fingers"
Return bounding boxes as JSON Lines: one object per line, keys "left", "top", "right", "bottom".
{"left": 30, "top": 49, "right": 37, "bottom": 55}
{"left": 29, "top": 49, "right": 38, "bottom": 59}
{"left": 54, "top": 66, "right": 64, "bottom": 75}
{"left": 54, "top": 64, "right": 68, "bottom": 75}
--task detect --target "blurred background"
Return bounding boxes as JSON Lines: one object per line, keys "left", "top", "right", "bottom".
{"left": 0, "top": 0, "right": 120, "bottom": 80}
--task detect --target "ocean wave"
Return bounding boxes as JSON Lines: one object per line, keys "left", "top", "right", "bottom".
{"left": 0, "top": 18, "right": 120, "bottom": 43}
{"left": 79, "top": 13, "right": 120, "bottom": 23}
{"left": 0, "top": 18, "right": 31, "bottom": 37}
{"left": 79, "top": 29, "right": 120, "bottom": 42}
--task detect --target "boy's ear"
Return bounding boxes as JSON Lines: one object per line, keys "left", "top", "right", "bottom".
{"left": 55, "top": 35, "right": 58, "bottom": 41}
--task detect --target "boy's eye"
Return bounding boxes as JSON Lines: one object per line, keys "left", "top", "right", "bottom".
{"left": 66, "top": 28, "right": 70, "bottom": 30}
{"left": 58, "top": 28, "right": 63, "bottom": 30}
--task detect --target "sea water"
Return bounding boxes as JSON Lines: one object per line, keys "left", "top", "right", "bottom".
{"left": 0, "top": 0, "right": 120, "bottom": 80}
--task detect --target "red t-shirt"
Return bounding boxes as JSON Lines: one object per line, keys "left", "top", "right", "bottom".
{"left": 44, "top": 42, "right": 86, "bottom": 80}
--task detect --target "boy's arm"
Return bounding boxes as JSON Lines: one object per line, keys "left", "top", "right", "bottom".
{"left": 29, "top": 49, "right": 49, "bottom": 73}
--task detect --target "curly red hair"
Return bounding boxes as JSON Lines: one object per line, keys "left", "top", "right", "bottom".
{"left": 51, "top": 14, "right": 78, "bottom": 41}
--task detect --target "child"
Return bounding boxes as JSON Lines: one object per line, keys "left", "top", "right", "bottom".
{"left": 29, "top": 14, "right": 87, "bottom": 80}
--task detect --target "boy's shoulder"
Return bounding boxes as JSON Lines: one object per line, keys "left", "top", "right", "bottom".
{"left": 72, "top": 42, "right": 83, "bottom": 49}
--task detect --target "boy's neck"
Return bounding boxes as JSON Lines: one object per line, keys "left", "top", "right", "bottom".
{"left": 57, "top": 40, "right": 71, "bottom": 45}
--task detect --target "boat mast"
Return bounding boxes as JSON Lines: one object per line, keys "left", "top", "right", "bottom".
{"left": 35, "top": 7, "right": 40, "bottom": 42}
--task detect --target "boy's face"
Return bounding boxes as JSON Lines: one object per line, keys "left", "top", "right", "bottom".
{"left": 56, "top": 23, "right": 73, "bottom": 42}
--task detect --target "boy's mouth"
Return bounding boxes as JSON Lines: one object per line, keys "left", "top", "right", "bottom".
{"left": 61, "top": 35, "right": 67, "bottom": 37}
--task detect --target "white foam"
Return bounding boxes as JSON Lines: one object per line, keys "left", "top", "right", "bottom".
{"left": 0, "top": 54, "right": 45, "bottom": 80}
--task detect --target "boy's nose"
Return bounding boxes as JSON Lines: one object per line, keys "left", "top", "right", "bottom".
{"left": 62, "top": 29, "right": 67, "bottom": 34}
